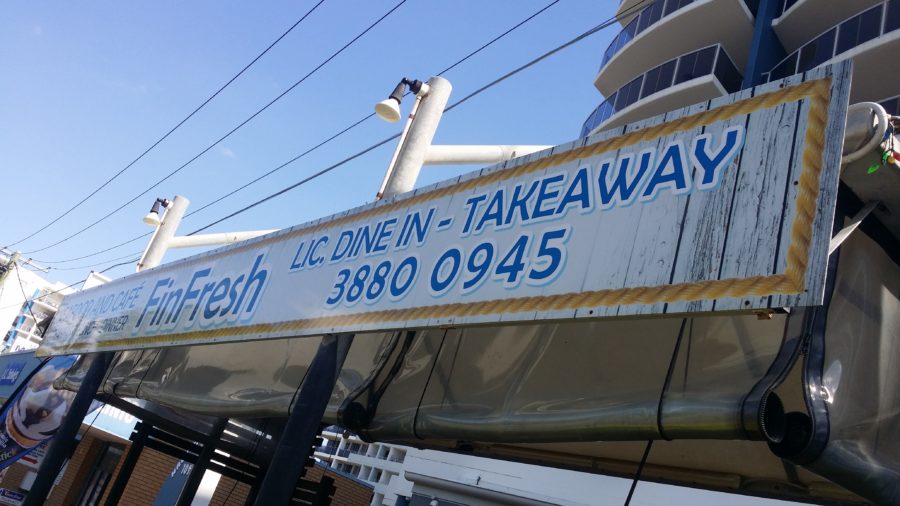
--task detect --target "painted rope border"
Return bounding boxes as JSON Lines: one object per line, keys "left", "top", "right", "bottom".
{"left": 58, "top": 78, "right": 831, "bottom": 352}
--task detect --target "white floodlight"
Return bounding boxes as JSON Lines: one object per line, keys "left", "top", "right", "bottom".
{"left": 375, "top": 78, "right": 427, "bottom": 123}
{"left": 142, "top": 198, "right": 170, "bottom": 226}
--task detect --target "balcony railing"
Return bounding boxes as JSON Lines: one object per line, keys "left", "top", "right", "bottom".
{"left": 773, "top": 0, "right": 800, "bottom": 19}
{"left": 314, "top": 445, "right": 337, "bottom": 455}
{"left": 768, "top": 0, "right": 899, "bottom": 81}
{"left": 600, "top": 0, "right": 758, "bottom": 74}
{"left": 582, "top": 44, "right": 742, "bottom": 137}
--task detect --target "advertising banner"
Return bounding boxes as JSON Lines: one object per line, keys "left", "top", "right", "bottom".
{"left": 0, "top": 356, "right": 77, "bottom": 471}
{"left": 0, "top": 488, "right": 24, "bottom": 506}
{"left": 38, "top": 63, "right": 851, "bottom": 356}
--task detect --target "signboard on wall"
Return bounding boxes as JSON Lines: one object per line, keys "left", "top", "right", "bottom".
{"left": 38, "top": 63, "right": 851, "bottom": 356}
{"left": 0, "top": 356, "right": 78, "bottom": 471}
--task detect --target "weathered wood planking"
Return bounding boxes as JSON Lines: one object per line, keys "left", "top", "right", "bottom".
{"left": 615, "top": 100, "right": 710, "bottom": 317}
{"left": 770, "top": 62, "right": 851, "bottom": 308}
{"left": 39, "top": 65, "right": 852, "bottom": 356}
{"left": 665, "top": 87, "right": 754, "bottom": 314}
{"left": 712, "top": 72, "right": 807, "bottom": 312}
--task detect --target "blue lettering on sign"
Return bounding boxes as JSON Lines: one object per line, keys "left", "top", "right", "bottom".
{"left": 597, "top": 150, "right": 654, "bottom": 209}
{"left": 640, "top": 141, "right": 691, "bottom": 202}
{"left": 135, "top": 253, "right": 269, "bottom": 333}
{"left": 691, "top": 125, "right": 745, "bottom": 190}
{"left": 317, "top": 125, "right": 746, "bottom": 307}
{"left": 0, "top": 362, "right": 25, "bottom": 386}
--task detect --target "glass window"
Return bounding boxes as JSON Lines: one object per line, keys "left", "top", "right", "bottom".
{"left": 641, "top": 67, "right": 662, "bottom": 100}
{"left": 675, "top": 46, "right": 715, "bottom": 85}
{"left": 837, "top": 16, "right": 861, "bottom": 54}
{"left": 714, "top": 49, "right": 743, "bottom": 92}
{"left": 693, "top": 46, "right": 716, "bottom": 76}
{"left": 623, "top": 17, "right": 638, "bottom": 42}
{"left": 641, "top": 59, "right": 676, "bottom": 99}
{"left": 674, "top": 51, "right": 698, "bottom": 85}
{"left": 887, "top": 0, "right": 900, "bottom": 32}
{"left": 769, "top": 52, "right": 797, "bottom": 81}
{"left": 615, "top": 76, "right": 643, "bottom": 111}
{"left": 857, "top": 5, "right": 884, "bottom": 45}
{"left": 637, "top": 0, "right": 665, "bottom": 34}
{"left": 797, "top": 28, "right": 835, "bottom": 72}
{"left": 656, "top": 58, "right": 676, "bottom": 90}
{"left": 880, "top": 96, "right": 900, "bottom": 116}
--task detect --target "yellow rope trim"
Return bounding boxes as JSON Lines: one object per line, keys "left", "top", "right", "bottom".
{"left": 55, "top": 78, "right": 832, "bottom": 353}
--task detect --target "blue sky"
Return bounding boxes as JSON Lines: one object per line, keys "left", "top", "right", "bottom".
{"left": 1, "top": 2, "right": 804, "bottom": 504}
{"left": 2, "top": 0, "right": 620, "bottom": 284}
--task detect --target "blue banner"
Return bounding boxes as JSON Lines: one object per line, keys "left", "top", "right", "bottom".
{"left": 0, "top": 355, "right": 77, "bottom": 471}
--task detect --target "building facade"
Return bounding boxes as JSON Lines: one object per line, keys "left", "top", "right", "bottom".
{"left": 0, "top": 251, "right": 74, "bottom": 354}
{"left": 315, "top": 426, "right": 412, "bottom": 506}
{"left": 581, "top": 0, "right": 899, "bottom": 137}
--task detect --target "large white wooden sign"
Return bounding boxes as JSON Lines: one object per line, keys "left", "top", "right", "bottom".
{"left": 38, "top": 63, "right": 851, "bottom": 356}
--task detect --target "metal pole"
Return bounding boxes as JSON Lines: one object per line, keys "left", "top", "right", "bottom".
{"left": 137, "top": 195, "right": 189, "bottom": 271}
{"left": 23, "top": 352, "right": 114, "bottom": 506}
{"left": 103, "top": 422, "right": 152, "bottom": 506}
{"left": 380, "top": 77, "right": 452, "bottom": 199}
{"left": 424, "top": 144, "right": 552, "bottom": 165}
{"left": 253, "top": 333, "right": 354, "bottom": 505}
{"left": 174, "top": 418, "right": 228, "bottom": 506}
{"left": 166, "top": 230, "right": 277, "bottom": 249}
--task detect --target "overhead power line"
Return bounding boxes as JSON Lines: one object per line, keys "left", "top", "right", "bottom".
{"left": 35, "top": 0, "right": 561, "bottom": 267}
{"left": 21, "top": 0, "right": 408, "bottom": 256}
{"left": 3, "top": 1, "right": 651, "bottom": 312}
{"left": 187, "top": 5, "right": 639, "bottom": 235}
{"left": 49, "top": 250, "right": 144, "bottom": 271}
{"left": 6, "top": 0, "right": 327, "bottom": 248}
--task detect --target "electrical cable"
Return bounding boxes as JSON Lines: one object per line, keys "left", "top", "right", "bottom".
{"left": 38, "top": 232, "right": 152, "bottom": 265}
{"left": 6, "top": 1, "right": 327, "bottom": 249}
{"left": 21, "top": 0, "right": 408, "bottom": 256}
{"left": 186, "top": 5, "right": 644, "bottom": 234}
{"left": 31, "top": 0, "right": 563, "bottom": 267}
{"left": 624, "top": 316, "right": 690, "bottom": 506}
{"left": 49, "top": 250, "right": 144, "bottom": 271}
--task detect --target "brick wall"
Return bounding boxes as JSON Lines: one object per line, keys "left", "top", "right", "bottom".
{"left": 116, "top": 447, "right": 179, "bottom": 506}
{"left": 208, "top": 476, "right": 251, "bottom": 506}
{"left": 98, "top": 438, "right": 132, "bottom": 506}
{"left": 44, "top": 434, "right": 104, "bottom": 506}
{"left": 0, "top": 461, "right": 30, "bottom": 492}
{"left": 306, "top": 465, "right": 374, "bottom": 506}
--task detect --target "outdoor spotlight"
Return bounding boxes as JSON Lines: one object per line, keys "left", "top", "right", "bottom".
{"left": 142, "top": 198, "right": 170, "bottom": 226}
{"left": 374, "top": 78, "right": 427, "bottom": 123}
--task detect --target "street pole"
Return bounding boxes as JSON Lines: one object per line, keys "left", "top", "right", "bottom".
{"left": 23, "top": 352, "right": 114, "bottom": 506}
{"left": 0, "top": 251, "right": 20, "bottom": 288}
{"left": 252, "top": 333, "right": 354, "bottom": 505}
{"left": 380, "top": 76, "right": 452, "bottom": 199}
{"left": 137, "top": 195, "right": 189, "bottom": 271}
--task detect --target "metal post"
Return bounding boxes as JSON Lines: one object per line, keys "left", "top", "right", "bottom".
{"left": 380, "top": 77, "right": 453, "bottom": 199}
{"left": 253, "top": 333, "right": 354, "bottom": 505}
{"left": 137, "top": 195, "right": 189, "bottom": 271}
{"left": 741, "top": 0, "right": 787, "bottom": 89}
{"left": 103, "top": 421, "right": 152, "bottom": 506}
{"left": 174, "top": 418, "right": 228, "bottom": 506}
{"left": 23, "top": 352, "right": 114, "bottom": 506}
